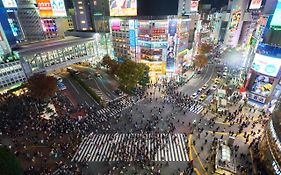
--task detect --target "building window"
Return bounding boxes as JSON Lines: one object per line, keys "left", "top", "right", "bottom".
{"left": 80, "top": 11, "right": 84, "bottom": 14}
{"left": 79, "top": 6, "right": 83, "bottom": 10}
{"left": 81, "top": 21, "right": 86, "bottom": 24}
{"left": 82, "top": 28, "right": 87, "bottom": 30}
{"left": 78, "top": 1, "right": 82, "bottom": 4}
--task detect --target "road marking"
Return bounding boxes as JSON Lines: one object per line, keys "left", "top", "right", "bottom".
{"left": 188, "top": 134, "right": 193, "bottom": 160}
{"left": 67, "top": 78, "right": 80, "bottom": 94}
{"left": 72, "top": 133, "right": 189, "bottom": 162}
{"left": 85, "top": 101, "right": 89, "bottom": 107}
{"left": 192, "top": 145, "right": 208, "bottom": 175}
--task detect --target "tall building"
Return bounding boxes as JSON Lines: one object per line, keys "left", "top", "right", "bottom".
{"left": 245, "top": 0, "right": 281, "bottom": 104}
{"left": 89, "top": 0, "right": 110, "bottom": 32}
{"left": 0, "top": 23, "right": 26, "bottom": 91}
{"left": 73, "top": 0, "right": 93, "bottom": 31}
{"left": 110, "top": 16, "right": 193, "bottom": 81}
{"left": 223, "top": 0, "right": 250, "bottom": 47}
{"left": 17, "top": 0, "right": 46, "bottom": 41}
{"left": 0, "top": 0, "right": 25, "bottom": 46}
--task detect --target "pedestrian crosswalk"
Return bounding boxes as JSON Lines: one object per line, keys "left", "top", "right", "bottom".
{"left": 182, "top": 104, "right": 204, "bottom": 114}
{"left": 97, "top": 96, "right": 143, "bottom": 117}
{"left": 94, "top": 89, "right": 111, "bottom": 103}
{"left": 72, "top": 133, "right": 189, "bottom": 162}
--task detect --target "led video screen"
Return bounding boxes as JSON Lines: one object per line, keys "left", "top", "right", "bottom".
{"left": 109, "top": 0, "right": 137, "bottom": 17}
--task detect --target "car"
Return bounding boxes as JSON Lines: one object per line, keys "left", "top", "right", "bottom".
{"left": 95, "top": 73, "right": 101, "bottom": 77}
{"left": 114, "top": 89, "right": 123, "bottom": 96}
{"left": 224, "top": 66, "right": 228, "bottom": 71}
{"left": 214, "top": 78, "right": 220, "bottom": 84}
{"left": 197, "top": 88, "right": 203, "bottom": 94}
{"left": 206, "top": 89, "right": 211, "bottom": 95}
{"left": 56, "top": 76, "right": 63, "bottom": 83}
{"left": 199, "top": 94, "right": 207, "bottom": 102}
{"left": 191, "top": 93, "right": 198, "bottom": 99}
{"left": 222, "top": 72, "right": 227, "bottom": 78}
{"left": 57, "top": 82, "right": 66, "bottom": 91}
{"left": 202, "top": 84, "right": 208, "bottom": 90}
{"left": 211, "top": 84, "right": 218, "bottom": 90}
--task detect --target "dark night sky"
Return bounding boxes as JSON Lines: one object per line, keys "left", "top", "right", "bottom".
{"left": 138, "top": 0, "right": 229, "bottom": 16}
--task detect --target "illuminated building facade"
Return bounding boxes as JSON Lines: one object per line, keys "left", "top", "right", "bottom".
{"left": 73, "top": 0, "right": 93, "bottom": 31}
{"left": 110, "top": 16, "right": 193, "bottom": 78}
{"left": 0, "top": 23, "right": 26, "bottom": 91}
{"left": 17, "top": 0, "right": 46, "bottom": 42}
{"left": 245, "top": 0, "right": 281, "bottom": 104}
{"left": 0, "top": 0, "right": 25, "bottom": 45}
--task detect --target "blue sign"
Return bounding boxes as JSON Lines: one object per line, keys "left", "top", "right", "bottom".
{"left": 129, "top": 30, "right": 135, "bottom": 47}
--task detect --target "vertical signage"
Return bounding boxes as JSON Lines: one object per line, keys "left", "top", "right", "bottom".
{"left": 166, "top": 20, "right": 177, "bottom": 72}
{"left": 129, "top": 19, "right": 135, "bottom": 47}
{"left": 229, "top": 9, "right": 242, "bottom": 32}
{"left": 2, "top": 0, "right": 17, "bottom": 8}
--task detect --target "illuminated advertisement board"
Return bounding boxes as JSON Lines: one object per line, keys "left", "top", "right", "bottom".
{"left": 271, "top": 0, "right": 281, "bottom": 28}
{"left": 111, "top": 19, "right": 120, "bottom": 30}
{"left": 166, "top": 20, "right": 177, "bottom": 72}
{"left": 249, "top": 0, "right": 262, "bottom": 9}
{"left": 109, "top": 0, "right": 137, "bottom": 16}
{"left": 50, "top": 0, "right": 67, "bottom": 17}
{"left": 129, "top": 20, "right": 136, "bottom": 47}
{"left": 36, "top": 0, "right": 67, "bottom": 17}
{"left": 252, "top": 53, "right": 281, "bottom": 77}
{"left": 190, "top": 1, "right": 199, "bottom": 12}
{"left": 2, "top": 0, "right": 17, "bottom": 8}
{"left": 229, "top": 9, "right": 242, "bottom": 32}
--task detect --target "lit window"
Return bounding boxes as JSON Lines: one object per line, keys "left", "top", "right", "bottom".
{"left": 79, "top": 6, "right": 83, "bottom": 10}
{"left": 80, "top": 11, "right": 84, "bottom": 14}
{"left": 81, "top": 21, "right": 86, "bottom": 24}
{"left": 82, "top": 28, "right": 87, "bottom": 30}
{"left": 78, "top": 1, "right": 82, "bottom": 4}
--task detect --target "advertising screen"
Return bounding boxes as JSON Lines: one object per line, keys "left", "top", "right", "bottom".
{"left": 109, "top": 0, "right": 137, "bottom": 16}
{"left": 2, "top": 0, "right": 17, "bottom": 8}
{"left": 166, "top": 20, "right": 177, "bottom": 72}
{"left": 50, "top": 0, "right": 67, "bottom": 17}
{"left": 252, "top": 53, "right": 281, "bottom": 77}
{"left": 111, "top": 19, "right": 120, "bottom": 30}
{"left": 271, "top": 0, "right": 281, "bottom": 27}
{"left": 249, "top": 0, "right": 262, "bottom": 9}
{"left": 249, "top": 74, "right": 274, "bottom": 97}
{"left": 190, "top": 1, "right": 199, "bottom": 12}
{"left": 36, "top": 0, "right": 66, "bottom": 17}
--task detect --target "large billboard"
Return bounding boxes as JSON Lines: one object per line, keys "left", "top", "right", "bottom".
{"left": 109, "top": 0, "right": 137, "bottom": 16}
{"left": 2, "top": 0, "right": 17, "bottom": 8}
{"left": 166, "top": 20, "right": 177, "bottom": 72}
{"left": 252, "top": 53, "right": 281, "bottom": 77}
{"left": 36, "top": 0, "right": 67, "bottom": 17}
{"left": 271, "top": 0, "right": 281, "bottom": 28}
{"left": 249, "top": 0, "right": 262, "bottom": 9}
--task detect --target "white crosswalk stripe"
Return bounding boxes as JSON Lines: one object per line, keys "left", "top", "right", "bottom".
{"left": 182, "top": 103, "right": 204, "bottom": 114}
{"left": 72, "top": 133, "right": 189, "bottom": 162}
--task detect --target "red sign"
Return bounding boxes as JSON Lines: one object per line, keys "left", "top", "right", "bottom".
{"left": 36, "top": 0, "right": 53, "bottom": 17}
